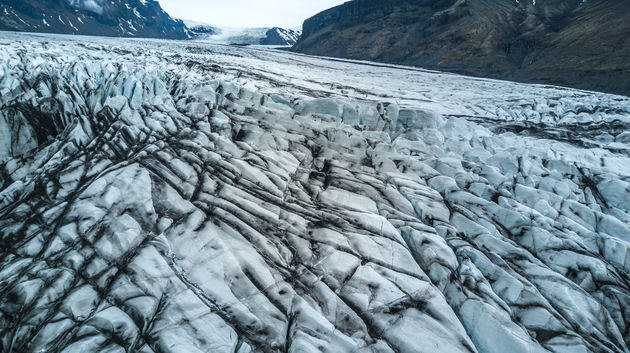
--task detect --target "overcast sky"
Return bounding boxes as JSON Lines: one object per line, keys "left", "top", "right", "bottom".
{"left": 158, "top": 0, "right": 347, "bottom": 28}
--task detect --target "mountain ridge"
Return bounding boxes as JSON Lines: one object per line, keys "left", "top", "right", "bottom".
{"left": 291, "top": 0, "right": 630, "bottom": 96}
{"left": 0, "top": 0, "right": 190, "bottom": 39}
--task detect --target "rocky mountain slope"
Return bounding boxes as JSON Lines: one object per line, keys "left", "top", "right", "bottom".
{"left": 261, "top": 27, "right": 301, "bottom": 46}
{"left": 1, "top": 32, "right": 630, "bottom": 353}
{"left": 0, "top": 0, "right": 190, "bottom": 39}
{"left": 291, "top": 0, "right": 630, "bottom": 96}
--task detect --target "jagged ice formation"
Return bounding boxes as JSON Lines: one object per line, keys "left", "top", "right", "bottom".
{"left": 1, "top": 32, "right": 630, "bottom": 353}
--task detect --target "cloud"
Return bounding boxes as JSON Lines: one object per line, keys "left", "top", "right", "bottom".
{"left": 67, "top": 0, "right": 105, "bottom": 14}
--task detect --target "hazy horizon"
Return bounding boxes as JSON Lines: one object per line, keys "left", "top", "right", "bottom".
{"left": 158, "top": 0, "right": 347, "bottom": 28}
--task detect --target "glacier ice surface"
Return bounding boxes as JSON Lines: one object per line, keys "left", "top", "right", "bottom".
{"left": 1, "top": 32, "right": 630, "bottom": 353}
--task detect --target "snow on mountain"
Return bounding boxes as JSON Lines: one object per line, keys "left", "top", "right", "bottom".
{"left": 185, "top": 20, "right": 301, "bottom": 46}
{"left": 1, "top": 31, "right": 630, "bottom": 353}
{"left": 183, "top": 19, "right": 220, "bottom": 36}
{"left": 0, "top": 0, "right": 190, "bottom": 39}
{"left": 67, "top": 0, "right": 106, "bottom": 15}
{"left": 261, "top": 27, "right": 301, "bottom": 46}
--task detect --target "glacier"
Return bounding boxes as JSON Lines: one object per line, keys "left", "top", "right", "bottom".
{"left": 1, "top": 32, "right": 630, "bottom": 353}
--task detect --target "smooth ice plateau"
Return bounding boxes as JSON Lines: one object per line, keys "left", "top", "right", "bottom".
{"left": 1, "top": 32, "right": 630, "bottom": 353}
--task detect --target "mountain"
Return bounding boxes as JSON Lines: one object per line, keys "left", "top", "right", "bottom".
{"left": 185, "top": 21, "right": 301, "bottom": 46}
{"left": 183, "top": 19, "right": 220, "bottom": 37}
{"left": 2, "top": 31, "right": 630, "bottom": 353}
{"left": 261, "top": 27, "right": 301, "bottom": 46}
{"left": 291, "top": 0, "right": 630, "bottom": 96}
{"left": 0, "top": 0, "right": 190, "bottom": 39}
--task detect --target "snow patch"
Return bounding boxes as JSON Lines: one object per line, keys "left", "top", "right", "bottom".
{"left": 67, "top": 0, "right": 104, "bottom": 15}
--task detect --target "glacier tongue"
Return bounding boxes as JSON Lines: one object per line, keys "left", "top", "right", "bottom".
{"left": 1, "top": 32, "right": 630, "bottom": 353}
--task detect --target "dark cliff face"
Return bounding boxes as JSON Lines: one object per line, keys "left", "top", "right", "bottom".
{"left": 0, "top": 0, "right": 190, "bottom": 39}
{"left": 292, "top": 0, "right": 630, "bottom": 96}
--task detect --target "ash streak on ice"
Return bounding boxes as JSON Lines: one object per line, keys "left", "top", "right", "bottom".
{"left": 1, "top": 32, "right": 630, "bottom": 353}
